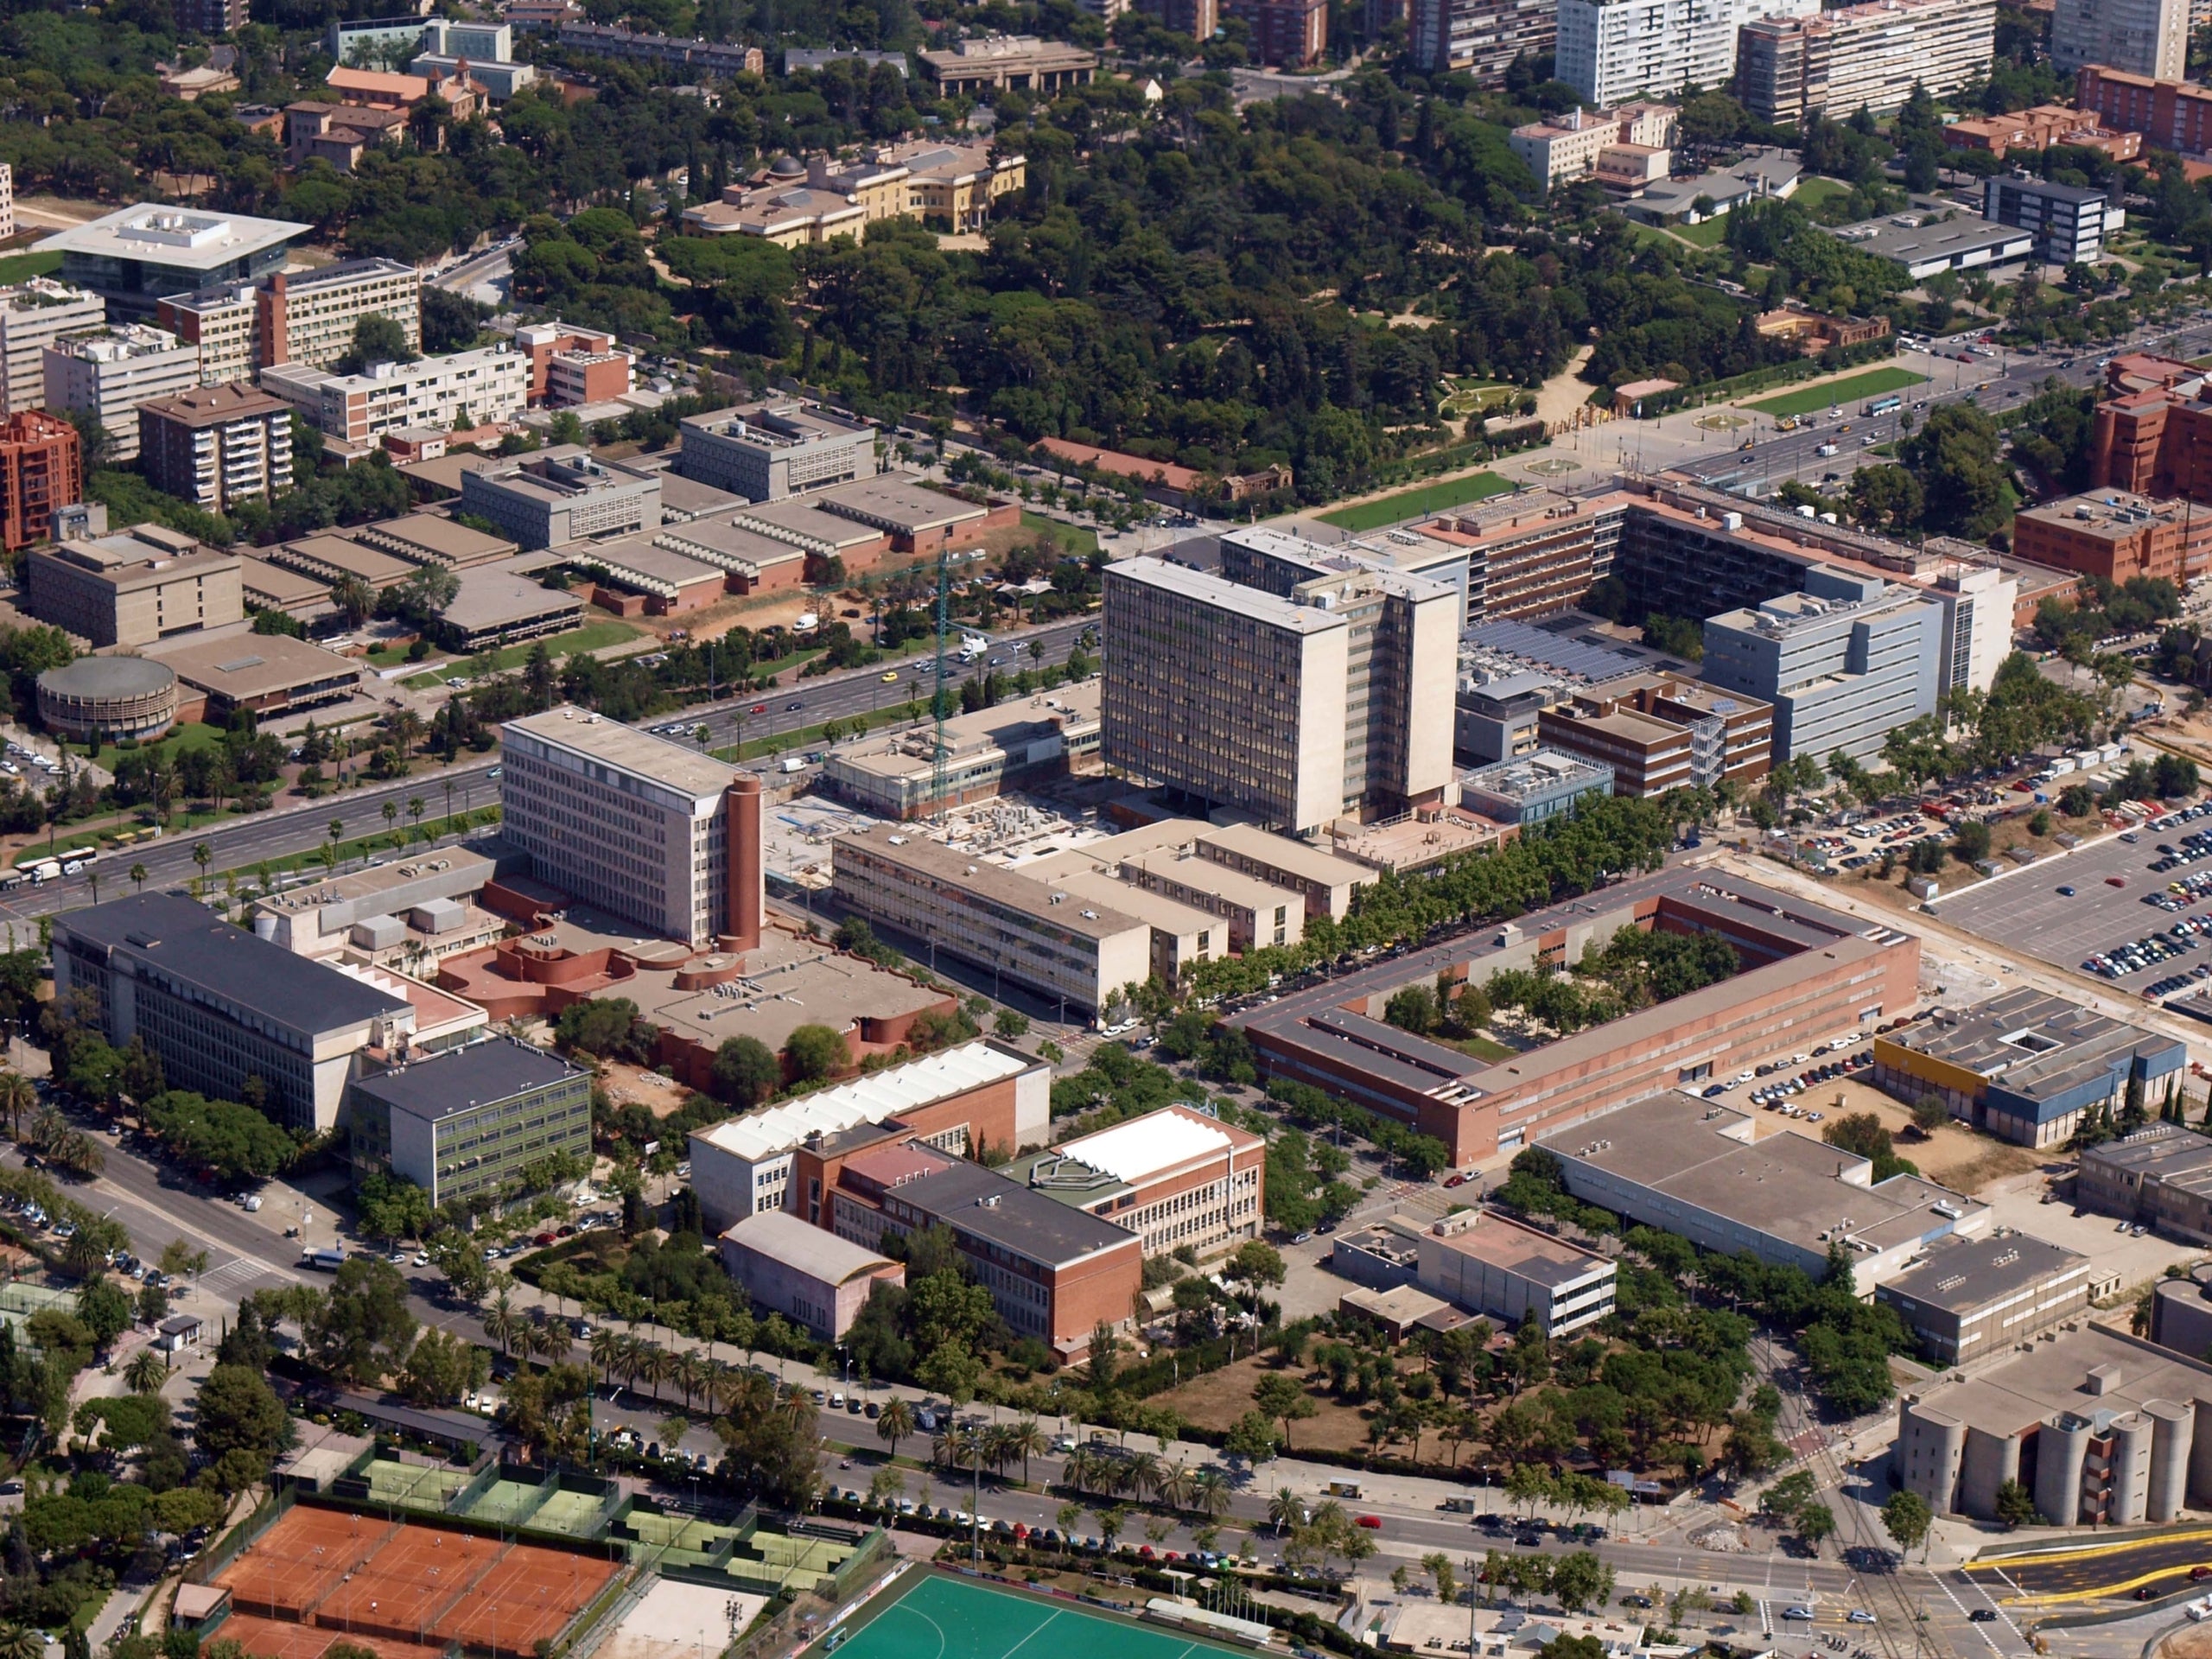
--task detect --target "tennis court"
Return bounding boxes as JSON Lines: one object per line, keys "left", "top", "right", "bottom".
{"left": 822, "top": 1574, "right": 1250, "bottom": 1659}
{"left": 216, "top": 1505, "right": 393, "bottom": 1619}
{"left": 361, "top": 1459, "right": 469, "bottom": 1512}
{"left": 436, "top": 1540, "right": 620, "bottom": 1653}
{"left": 530, "top": 1487, "right": 607, "bottom": 1537}
{"left": 314, "top": 1521, "right": 498, "bottom": 1641}
{"left": 460, "top": 1478, "right": 544, "bottom": 1528}
{"left": 215, "top": 1611, "right": 443, "bottom": 1659}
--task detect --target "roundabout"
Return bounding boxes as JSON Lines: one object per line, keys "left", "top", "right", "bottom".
{"left": 1523, "top": 455, "right": 1581, "bottom": 476}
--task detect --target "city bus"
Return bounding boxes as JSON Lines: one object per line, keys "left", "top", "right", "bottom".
{"left": 1862, "top": 394, "right": 1903, "bottom": 417}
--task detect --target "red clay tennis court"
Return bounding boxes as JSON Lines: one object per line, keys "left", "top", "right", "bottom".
{"left": 216, "top": 1507, "right": 391, "bottom": 1619}
{"left": 215, "top": 1612, "right": 444, "bottom": 1659}
{"left": 435, "top": 1541, "right": 620, "bottom": 1654}
{"left": 210, "top": 1503, "right": 619, "bottom": 1656}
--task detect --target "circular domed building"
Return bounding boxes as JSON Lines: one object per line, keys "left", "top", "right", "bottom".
{"left": 37, "top": 657, "right": 179, "bottom": 742}
{"left": 767, "top": 155, "right": 806, "bottom": 180}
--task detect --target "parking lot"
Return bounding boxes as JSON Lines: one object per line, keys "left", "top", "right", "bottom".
{"left": 1930, "top": 812, "right": 2212, "bottom": 985}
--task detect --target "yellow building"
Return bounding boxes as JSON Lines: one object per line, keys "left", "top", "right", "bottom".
{"left": 680, "top": 142, "right": 1025, "bottom": 244}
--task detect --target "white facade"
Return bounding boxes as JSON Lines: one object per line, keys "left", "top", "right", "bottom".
{"left": 1510, "top": 103, "right": 1677, "bottom": 188}
{"left": 499, "top": 705, "right": 741, "bottom": 944}
{"left": 2053, "top": 0, "right": 2184, "bottom": 77}
{"left": 0, "top": 280, "right": 105, "bottom": 416}
{"left": 1557, "top": 0, "right": 1820, "bottom": 105}
{"left": 42, "top": 325, "right": 198, "bottom": 462}
{"left": 263, "top": 343, "right": 526, "bottom": 442}
{"left": 0, "top": 164, "right": 15, "bottom": 242}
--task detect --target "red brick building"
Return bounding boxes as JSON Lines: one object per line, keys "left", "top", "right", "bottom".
{"left": 2075, "top": 66, "right": 2212, "bottom": 158}
{"left": 823, "top": 1138, "right": 1143, "bottom": 1361}
{"left": 1224, "top": 0, "right": 1328, "bottom": 64}
{"left": 2012, "top": 490, "right": 2212, "bottom": 584}
{"left": 0, "top": 411, "right": 79, "bottom": 552}
{"left": 1009, "top": 1103, "right": 1267, "bottom": 1258}
{"left": 513, "top": 319, "right": 634, "bottom": 407}
{"left": 2087, "top": 360, "right": 2212, "bottom": 505}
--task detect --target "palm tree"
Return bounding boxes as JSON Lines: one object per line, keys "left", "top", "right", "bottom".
{"left": 1191, "top": 1467, "right": 1231, "bottom": 1522}
{"left": 1061, "top": 1446, "right": 1095, "bottom": 1495}
{"left": 1005, "top": 1417, "right": 1046, "bottom": 1486}
{"left": 127, "top": 862, "right": 147, "bottom": 893}
{"left": 408, "top": 797, "right": 426, "bottom": 842}
{"left": 382, "top": 800, "right": 398, "bottom": 840}
{"left": 1155, "top": 1459, "right": 1196, "bottom": 1512}
{"left": 533, "top": 1314, "right": 573, "bottom": 1363}
{"left": 674, "top": 1349, "right": 706, "bottom": 1411}
{"left": 639, "top": 1342, "right": 677, "bottom": 1402}
{"left": 588, "top": 1325, "right": 621, "bottom": 1388}
{"left": 0, "top": 1074, "right": 32, "bottom": 1140}
{"left": 1269, "top": 1486, "right": 1304, "bottom": 1536}
{"left": 124, "top": 1346, "right": 168, "bottom": 1395}
{"left": 1124, "top": 1450, "right": 1160, "bottom": 1502}
{"left": 876, "top": 1396, "right": 915, "bottom": 1459}
{"left": 327, "top": 820, "right": 345, "bottom": 869}
{"left": 0, "top": 1624, "right": 47, "bottom": 1659}
{"left": 484, "top": 1293, "right": 519, "bottom": 1358}
{"left": 191, "top": 842, "right": 211, "bottom": 889}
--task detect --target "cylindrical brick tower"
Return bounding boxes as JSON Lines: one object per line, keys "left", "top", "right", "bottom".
{"left": 726, "top": 772, "right": 763, "bottom": 952}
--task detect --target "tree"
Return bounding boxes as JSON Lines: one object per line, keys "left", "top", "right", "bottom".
{"left": 785, "top": 1023, "right": 849, "bottom": 1082}
{"left": 876, "top": 1396, "right": 914, "bottom": 1459}
{"left": 1993, "top": 1479, "right": 2038, "bottom": 1529}
{"left": 343, "top": 314, "right": 417, "bottom": 373}
{"left": 1254, "top": 1372, "right": 1317, "bottom": 1449}
{"left": 709, "top": 1035, "right": 780, "bottom": 1106}
{"left": 124, "top": 1346, "right": 169, "bottom": 1395}
{"left": 1548, "top": 1550, "right": 1614, "bottom": 1614}
{"left": 1796, "top": 1503, "right": 1836, "bottom": 1554}
{"left": 1882, "top": 1489, "right": 1933, "bottom": 1561}
{"left": 309, "top": 1256, "right": 417, "bottom": 1385}
{"left": 194, "top": 1363, "right": 289, "bottom": 1473}
{"left": 1910, "top": 1093, "right": 1950, "bottom": 1134}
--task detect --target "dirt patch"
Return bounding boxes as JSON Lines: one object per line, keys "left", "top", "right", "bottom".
{"left": 1533, "top": 345, "right": 1599, "bottom": 430}
{"left": 1739, "top": 1077, "right": 2045, "bottom": 1195}
{"left": 599, "top": 1060, "right": 692, "bottom": 1116}
{"left": 2158, "top": 1624, "right": 2212, "bottom": 1659}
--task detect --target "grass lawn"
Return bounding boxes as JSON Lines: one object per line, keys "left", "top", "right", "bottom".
{"left": 1791, "top": 176, "right": 1855, "bottom": 214}
{"left": 0, "top": 250, "right": 61, "bottom": 286}
{"left": 1440, "top": 1031, "right": 1516, "bottom": 1063}
{"left": 1317, "top": 470, "right": 1515, "bottom": 531}
{"left": 404, "top": 619, "right": 641, "bottom": 690}
{"left": 1022, "top": 509, "right": 1096, "bottom": 557}
{"left": 1746, "top": 365, "right": 1928, "bottom": 419}
{"left": 69, "top": 719, "right": 227, "bottom": 776}
{"left": 1664, "top": 216, "right": 1731, "bottom": 248}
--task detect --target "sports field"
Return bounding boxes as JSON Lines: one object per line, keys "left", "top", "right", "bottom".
{"left": 1315, "top": 469, "right": 1515, "bottom": 531}
{"left": 1744, "top": 365, "right": 1926, "bottom": 418}
{"left": 824, "top": 1574, "right": 1249, "bottom": 1659}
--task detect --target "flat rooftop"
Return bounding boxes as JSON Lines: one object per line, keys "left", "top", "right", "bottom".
{"left": 442, "top": 568, "right": 586, "bottom": 635}
{"left": 582, "top": 535, "right": 725, "bottom": 594}
{"left": 1425, "top": 1208, "right": 1613, "bottom": 1289}
{"left": 2082, "top": 1122, "right": 2212, "bottom": 1201}
{"left": 836, "top": 824, "right": 1148, "bottom": 944}
{"left": 1186, "top": 820, "right": 1371, "bottom": 892}
{"left": 2016, "top": 490, "right": 2195, "bottom": 538}
{"left": 1538, "top": 1094, "right": 1986, "bottom": 1260}
{"left": 351, "top": 1036, "right": 582, "bottom": 1123}
{"left": 37, "top": 205, "right": 309, "bottom": 270}
{"left": 235, "top": 556, "right": 332, "bottom": 609}
{"left": 364, "top": 512, "right": 515, "bottom": 567}
{"left": 896, "top": 1158, "right": 1136, "bottom": 1268}
{"left": 650, "top": 518, "right": 804, "bottom": 573}
{"left": 1889, "top": 989, "right": 2181, "bottom": 1107}
{"left": 1053, "top": 1103, "right": 1255, "bottom": 1185}
{"left": 270, "top": 534, "right": 416, "bottom": 586}
{"left": 59, "top": 892, "right": 408, "bottom": 1034}
{"left": 253, "top": 847, "right": 498, "bottom": 921}
{"left": 692, "top": 1040, "right": 1032, "bottom": 1163}
{"left": 834, "top": 684, "right": 1098, "bottom": 785}
{"left": 1827, "top": 209, "right": 2033, "bottom": 267}
{"left": 505, "top": 703, "right": 738, "bottom": 799}
{"left": 1878, "top": 1228, "right": 2088, "bottom": 1315}
{"left": 148, "top": 632, "right": 364, "bottom": 702}
{"left": 1106, "top": 556, "right": 1344, "bottom": 633}
{"left": 728, "top": 499, "right": 887, "bottom": 550}
{"left": 817, "top": 474, "right": 987, "bottom": 533}
{"left": 1909, "top": 1323, "right": 2212, "bottom": 1440}
{"left": 1460, "top": 748, "right": 1616, "bottom": 803}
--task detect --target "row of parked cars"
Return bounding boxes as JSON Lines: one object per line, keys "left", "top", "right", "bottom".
{"left": 2082, "top": 919, "right": 2209, "bottom": 980}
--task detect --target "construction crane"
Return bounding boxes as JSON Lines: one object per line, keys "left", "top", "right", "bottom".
{"left": 930, "top": 548, "right": 950, "bottom": 819}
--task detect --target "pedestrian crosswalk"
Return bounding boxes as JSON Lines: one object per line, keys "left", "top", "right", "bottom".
{"left": 199, "top": 1254, "right": 289, "bottom": 1294}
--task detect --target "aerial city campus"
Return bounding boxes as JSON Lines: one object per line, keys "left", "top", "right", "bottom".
{"left": 34, "top": 0, "right": 2212, "bottom": 1651}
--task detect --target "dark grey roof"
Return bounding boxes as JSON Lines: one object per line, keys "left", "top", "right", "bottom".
{"left": 60, "top": 893, "right": 406, "bottom": 1033}
{"left": 351, "top": 1037, "right": 583, "bottom": 1122}
{"left": 898, "top": 1160, "right": 1135, "bottom": 1266}
{"left": 1876, "top": 1230, "right": 2088, "bottom": 1316}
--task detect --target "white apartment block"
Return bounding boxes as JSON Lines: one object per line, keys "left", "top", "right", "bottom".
{"left": 1559, "top": 0, "right": 1820, "bottom": 105}
{"left": 1736, "top": 0, "right": 1997, "bottom": 126}
{"left": 2053, "top": 0, "right": 2184, "bottom": 77}
{"left": 261, "top": 342, "right": 525, "bottom": 443}
{"left": 499, "top": 705, "right": 743, "bottom": 944}
{"left": 157, "top": 260, "right": 420, "bottom": 386}
{"left": 0, "top": 280, "right": 106, "bottom": 416}
{"left": 0, "top": 164, "right": 15, "bottom": 241}
{"left": 1103, "top": 533, "right": 1459, "bottom": 836}
{"left": 1510, "top": 101, "right": 1678, "bottom": 188}
{"left": 42, "top": 325, "right": 199, "bottom": 462}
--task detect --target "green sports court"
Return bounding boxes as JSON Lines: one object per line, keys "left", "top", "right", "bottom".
{"left": 821, "top": 1573, "right": 1251, "bottom": 1659}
